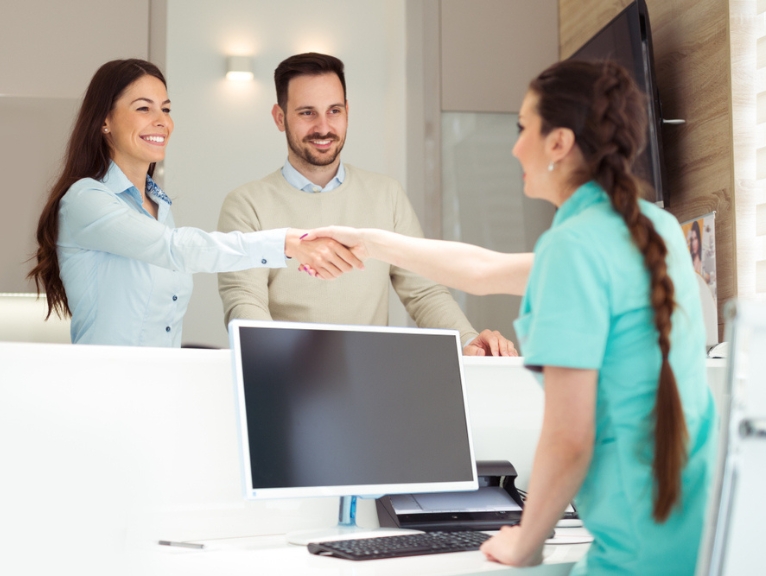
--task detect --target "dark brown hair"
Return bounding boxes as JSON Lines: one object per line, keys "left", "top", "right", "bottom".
{"left": 689, "top": 220, "right": 702, "bottom": 261}
{"left": 28, "top": 59, "right": 166, "bottom": 319}
{"left": 530, "top": 60, "right": 687, "bottom": 522}
{"left": 274, "top": 52, "right": 346, "bottom": 110}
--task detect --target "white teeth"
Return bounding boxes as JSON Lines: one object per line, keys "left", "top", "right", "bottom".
{"left": 142, "top": 136, "right": 165, "bottom": 143}
{"left": 312, "top": 140, "right": 331, "bottom": 145}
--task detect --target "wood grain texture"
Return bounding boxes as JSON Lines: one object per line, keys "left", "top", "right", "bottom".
{"left": 560, "top": 0, "right": 632, "bottom": 59}
{"left": 560, "top": 0, "right": 735, "bottom": 337}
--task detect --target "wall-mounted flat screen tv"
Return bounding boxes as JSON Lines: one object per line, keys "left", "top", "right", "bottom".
{"left": 569, "top": 0, "right": 667, "bottom": 207}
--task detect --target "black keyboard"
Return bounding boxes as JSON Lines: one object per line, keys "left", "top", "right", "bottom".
{"left": 307, "top": 530, "right": 491, "bottom": 561}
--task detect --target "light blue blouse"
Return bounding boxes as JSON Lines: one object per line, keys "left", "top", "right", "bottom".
{"left": 515, "top": 181, "right": 717, "bottom": 575}
{"left": 57, "top": 162, "right": 288, "bottom": 347}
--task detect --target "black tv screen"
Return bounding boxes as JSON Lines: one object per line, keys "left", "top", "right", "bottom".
{"left": 569, "top": 0, "right": 667, "bottom": 206}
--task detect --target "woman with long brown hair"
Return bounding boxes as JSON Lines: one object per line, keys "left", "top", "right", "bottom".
{"left": 304, "top": 60, "right": 716, "bottom": 574}
{"left": 29, "top": 59, "right": 360, "bottom": 346}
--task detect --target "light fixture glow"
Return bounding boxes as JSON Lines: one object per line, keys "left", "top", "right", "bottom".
{"left": 226, "top": 56, "right": 254, "bottom": 81}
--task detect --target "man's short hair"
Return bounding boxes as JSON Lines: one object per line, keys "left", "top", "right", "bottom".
{"left": 274, "top": 52, "right": 346, "bottom": 110}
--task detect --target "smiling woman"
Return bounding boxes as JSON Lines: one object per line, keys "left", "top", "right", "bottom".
{"left": 104, "top": 75, "right": 173, "bottom": 218}
{"left": 28, "top": 59, "right": 362, "bottom": 347}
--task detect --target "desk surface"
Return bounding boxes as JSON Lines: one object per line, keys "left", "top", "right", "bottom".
{"left": 127, "top": 530, "right": 590, "bottom": 576}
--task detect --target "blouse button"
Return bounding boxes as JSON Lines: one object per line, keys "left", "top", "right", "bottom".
{"left": 261, "top": 258, "right": 267, "bottom": 265}
{"left": 172, "top": 295, "right": 178, "bottom": 301}
{"left": 165, "top": 326, "right": 171, "bottom": 332}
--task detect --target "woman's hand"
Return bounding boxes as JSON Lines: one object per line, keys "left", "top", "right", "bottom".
{"left": 480, "top": 525, "right": 544, "bottom": 566}
{"left": 285, "top": 229, "right": 363, "bottom": 279}
{"left": 300, "top": 226, "right": 371, "bottom": 261}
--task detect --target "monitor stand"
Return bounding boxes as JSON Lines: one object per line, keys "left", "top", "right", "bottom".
{"left": 286, "top": 496, "right": 418, "bottom": 546}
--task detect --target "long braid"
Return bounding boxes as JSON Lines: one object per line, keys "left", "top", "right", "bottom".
{"left": 531, "top": 61, "right": 688, "bottom": 522}
{"left": 591, "top": 67, "right": 688, "bottom": 522}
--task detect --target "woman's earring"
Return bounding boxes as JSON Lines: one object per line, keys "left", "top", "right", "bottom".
{"left": 103, "top": 128, "right": 109, "bottom": 133}
{"left": 547, "top": 161, "right": 555, "bottom": 172}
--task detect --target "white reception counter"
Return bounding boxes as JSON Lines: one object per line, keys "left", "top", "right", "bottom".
{"left": 0, "top": 343, "right": 725, "bottom": 575}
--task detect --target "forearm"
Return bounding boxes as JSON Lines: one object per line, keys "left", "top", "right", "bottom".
{"left": 514, "top": 425, "right": 592, "bottom": 558}
{"left": 365, "top": 229, "right": 532, "bottom": 296}
{"left": 63, "top": 187, "right": 288, "bottom": 274}
{"left": 510, "top": 367, "right": 596, "bottom": 563}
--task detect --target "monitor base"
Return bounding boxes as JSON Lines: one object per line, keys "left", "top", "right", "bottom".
{"left": 286, "top": 496, "right": 420, "bottom": 546}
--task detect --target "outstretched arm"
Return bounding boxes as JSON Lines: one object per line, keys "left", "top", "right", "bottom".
{"left": 303, "top": 226, "right": 533, "bottom": 296}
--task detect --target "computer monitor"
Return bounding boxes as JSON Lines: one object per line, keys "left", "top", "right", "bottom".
{"left": 229, "top": 320, "right": 478, "bottom": 543}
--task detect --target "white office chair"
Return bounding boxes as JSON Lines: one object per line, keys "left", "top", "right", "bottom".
{"left": 696, "top": 300, "right": 766, "bottom": 575}
{"left": 0, "top": 293, "right": 71, "bottom": 343}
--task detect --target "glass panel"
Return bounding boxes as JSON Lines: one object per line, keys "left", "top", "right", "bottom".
{"left": 441, "top": 112, "right": 554, "bottom": 345}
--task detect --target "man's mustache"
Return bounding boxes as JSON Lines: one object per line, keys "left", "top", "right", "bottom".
{"left": 303, "top": 132, "right": 339, "bottom": 142}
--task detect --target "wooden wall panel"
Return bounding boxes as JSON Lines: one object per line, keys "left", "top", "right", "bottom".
{"left": 560, "top": 0, "right": 632, "bottom": 59}
{"left": 559, "top": 0, "right": 735, "bottom": 337}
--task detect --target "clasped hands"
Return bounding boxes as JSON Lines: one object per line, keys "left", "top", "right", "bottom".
{"left": 284, "top": 228, "right": 365, "bottom": 280}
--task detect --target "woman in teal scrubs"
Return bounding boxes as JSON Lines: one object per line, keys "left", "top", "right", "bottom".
{"left": 304, "top": 60, "right": 717, "bottom": 574}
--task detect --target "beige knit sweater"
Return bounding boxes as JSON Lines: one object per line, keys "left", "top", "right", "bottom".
{"left": 217, "top": 165, "right": 478, "bottom": 344}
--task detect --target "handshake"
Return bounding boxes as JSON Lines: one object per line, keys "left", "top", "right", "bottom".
{"left": 285, "top": 226, "right": 372, "bottom": 280}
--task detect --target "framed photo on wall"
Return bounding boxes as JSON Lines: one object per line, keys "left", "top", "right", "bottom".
{"left": 681, "top": 213, "right": 717, "bottom": 299}
{"left": 681, "top": 212, "right": 718, "bottom": 346}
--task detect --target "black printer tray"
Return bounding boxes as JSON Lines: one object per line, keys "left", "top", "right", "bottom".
{"left": 376, "top": 460, "right": 523, "bottom": 532}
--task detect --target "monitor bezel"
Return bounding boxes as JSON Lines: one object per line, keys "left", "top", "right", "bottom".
{"left": 229, "top": 319, "right": 479, "bottom": 500}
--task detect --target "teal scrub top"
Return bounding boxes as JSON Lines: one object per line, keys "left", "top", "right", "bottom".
{"left": 514, "top": 181, "right": 717, "bottom": 576}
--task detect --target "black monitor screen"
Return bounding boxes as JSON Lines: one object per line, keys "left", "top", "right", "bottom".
{"left": 233, "top": 323, "right": 476, "bottom": 496}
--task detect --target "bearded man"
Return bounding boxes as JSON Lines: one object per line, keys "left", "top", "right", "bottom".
{"left": 217, "top": 52, "right": 514, "bottom": 356}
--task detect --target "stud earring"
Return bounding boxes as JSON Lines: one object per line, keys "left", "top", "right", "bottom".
{"left": 103, "top": 128, "right": 109, "bottom": 133}
{"left": 547, "top": 161, "right": 555, "bottom": 172}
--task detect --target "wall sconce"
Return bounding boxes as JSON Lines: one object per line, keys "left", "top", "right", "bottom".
{"left": 226, "top": 56, "right": 254, "bottom": 81}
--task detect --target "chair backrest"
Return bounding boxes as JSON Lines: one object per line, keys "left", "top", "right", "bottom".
{"left": 0, "top": 293, "right": 70, "bottom": 343}
{"left": 696, "top": 300, "right": 766, "bottom": 575}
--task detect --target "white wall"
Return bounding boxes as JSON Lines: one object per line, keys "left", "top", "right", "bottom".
{"left": 0, "top": 0, "right": 149, "bottom": 98}
{"left": 164, "top": 0, "right": 408, "bottom": 347}
{"left": 0, "top": 0, "right": 150, "bottom": 293}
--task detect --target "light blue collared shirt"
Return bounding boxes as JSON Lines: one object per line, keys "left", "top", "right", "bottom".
{"left": 281, "top": 158, "right": 345, "bottom": 193}
{"left": 57, "top": 161, "right": 288, "bottom": 347}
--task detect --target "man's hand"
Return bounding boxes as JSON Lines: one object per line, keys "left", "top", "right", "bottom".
{"left": 285, "top": 229, "right": 363, "bottom": 279}
{"left": 462, "top": 329, "right": 518, "bottom": 356}
{"left": 479, "top": 525, "right": 543, "bottom": 566}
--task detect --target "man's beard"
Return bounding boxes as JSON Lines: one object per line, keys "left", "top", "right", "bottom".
{"left": 285, "top": 120, "right": 345, "bottom": 167}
